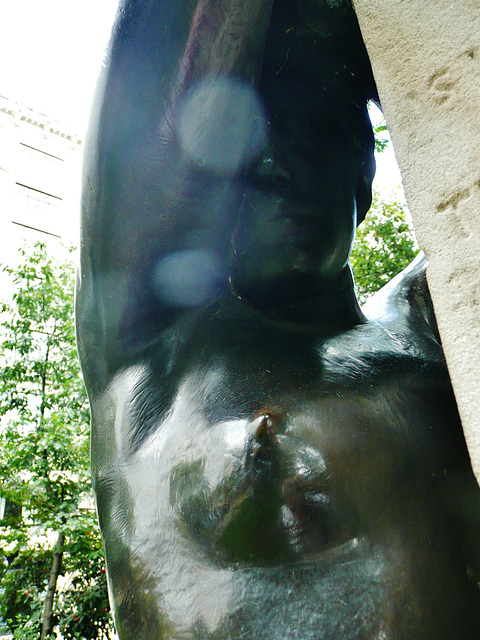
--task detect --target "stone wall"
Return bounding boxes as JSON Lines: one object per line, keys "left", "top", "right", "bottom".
{"left": 353, "top": 0, "right": 480, "bottom": 483}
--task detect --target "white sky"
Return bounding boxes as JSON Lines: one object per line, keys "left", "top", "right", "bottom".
{"left": 369, "top": 103, "right": 405, "bottom": 198}
{"left": 0, "top": 0, "right": 119, "bottom": 136}
{"left": 0, "top": 0, "right": 404, "bottom": 191}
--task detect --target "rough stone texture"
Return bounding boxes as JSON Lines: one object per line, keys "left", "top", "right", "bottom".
{"left": 353, "top": 0, "right": 480, "bottom": 483}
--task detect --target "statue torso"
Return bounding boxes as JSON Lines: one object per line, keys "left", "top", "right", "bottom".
{"left": 91, "top": 293, "right": 480, "bottom": 639}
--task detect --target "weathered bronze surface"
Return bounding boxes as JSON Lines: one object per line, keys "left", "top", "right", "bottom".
{"left": 76, "top": 1, "right": 480, "bottom": 637}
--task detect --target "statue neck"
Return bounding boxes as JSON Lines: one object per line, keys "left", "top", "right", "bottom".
{"left": 231, "top": 265, "right": 365, "bottom": 335}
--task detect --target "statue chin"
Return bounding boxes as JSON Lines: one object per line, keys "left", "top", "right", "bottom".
{"left": 230, "top": 196, "right": 357, "bottom": 312}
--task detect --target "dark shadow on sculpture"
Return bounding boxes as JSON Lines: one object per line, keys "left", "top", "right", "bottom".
{"left": 76, "top": 0, "right": 480, "bottom": 638}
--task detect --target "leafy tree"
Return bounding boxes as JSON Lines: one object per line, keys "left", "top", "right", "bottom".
{"left": 0, "top": 243, "right": 113, "bottom": 639}
{"left": 351, "top": 190, "right": 419, "bottom": 305}
{"left": 350, "top": 103, "right": 419, "bottom": 302}
{"left": 371, "top": 115, "right": 389, "bottom": 153}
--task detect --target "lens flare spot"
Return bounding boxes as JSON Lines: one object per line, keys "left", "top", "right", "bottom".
{"left": 154, "top": 249, "right": 223, "bottom": 307}
{"left": 177, "top": 78, "right": 267, "bottom": 174}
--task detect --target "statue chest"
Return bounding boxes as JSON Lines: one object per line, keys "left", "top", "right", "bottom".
{"left": 109, "top": 306, "right": 454, "bottom": 486}
{"left": 103, "top": 311, "right": 457, "bottom": 545}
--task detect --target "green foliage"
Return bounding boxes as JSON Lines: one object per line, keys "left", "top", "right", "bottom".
{"left": 351, "top": 191, "right": 419, "bottom": 305}
{"left": 372, "top": 119, "right": 389, "bottom": 153}
{"left": 368, "top": 102, "right": 389, "bottom": 154}
{"left": 0, "top": 243, "right": 113, "bottom": 639}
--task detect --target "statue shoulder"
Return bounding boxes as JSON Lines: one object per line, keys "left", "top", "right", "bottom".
{"left": 362, "top": 253, "right": 440, "bottom": 343}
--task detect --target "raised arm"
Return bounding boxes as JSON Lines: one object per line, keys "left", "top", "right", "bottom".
{"left": 77, "top": 0, "right": 274, "bottom": 385}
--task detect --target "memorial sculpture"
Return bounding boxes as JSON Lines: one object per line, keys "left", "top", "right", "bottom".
{"left": 76, "top": 0, "right": 480, "bottom": 637}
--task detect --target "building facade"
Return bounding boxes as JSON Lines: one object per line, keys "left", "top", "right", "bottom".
{"left": 0, "top": 94, "right": 83, "bottom": 263}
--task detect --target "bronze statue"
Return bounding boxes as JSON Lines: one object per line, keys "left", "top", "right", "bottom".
{"left": 77, "top": 0, "right": 480, "bottom": 637}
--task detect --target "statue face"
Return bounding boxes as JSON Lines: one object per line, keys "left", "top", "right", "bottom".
{"left": 173, "top": 71, "right": 373, "bottom": 308}
{"left": 230, "top": 51, "right": 375, "bottom": 303}
{"left": 232, "top": 118, "right": 360, "bottom": 298}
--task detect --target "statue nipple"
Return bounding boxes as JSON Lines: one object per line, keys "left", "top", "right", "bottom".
{"left": 248, "top": 410, "right": 285, "bottom": 443}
